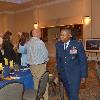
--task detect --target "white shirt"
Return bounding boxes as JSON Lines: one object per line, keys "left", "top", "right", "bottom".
{"left": 64, "top": 40, "right": 70, "bottom": 50}
{"left": 27, "top": 37, "right": 49, "bottom": 65}
{"left": 19, "top": 44, "right": 28, "bottom": 66}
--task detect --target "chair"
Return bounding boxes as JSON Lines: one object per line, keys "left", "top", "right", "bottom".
{"left": 36, "top": 71, "right": 49, "bottom": 100}
{"left": 23, "top": 71, "right": 49, "bottom": 100}
{"left": 0, "top": 83, "right": 23, "bottom": 100}
{"left": 96, "top": 62, "right": 100, "bottom": 80}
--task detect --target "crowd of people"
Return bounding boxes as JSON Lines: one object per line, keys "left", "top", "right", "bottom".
{"left": 0, "top": 27, "right": 88, "bottom": 100}
{"left": 0, "top": 28, "right": 49, "bottom": 100}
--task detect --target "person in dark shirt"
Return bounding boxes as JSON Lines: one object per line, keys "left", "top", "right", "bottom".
{"left": 0, "top": 37, "right": 4, "bottom": 64}
{"left": 2, "top": 31, "right": 16, "bottom": 63}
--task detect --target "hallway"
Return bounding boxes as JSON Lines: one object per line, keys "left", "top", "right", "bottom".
{"left": 48, "top": 61, "right": 100, "bottom": 100}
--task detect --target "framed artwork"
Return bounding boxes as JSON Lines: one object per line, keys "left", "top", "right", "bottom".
{"left": 85, "top": 39, "right": 100, "bottom": 52}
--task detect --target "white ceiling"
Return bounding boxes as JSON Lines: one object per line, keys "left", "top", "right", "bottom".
{"left": 0, "top": 0, "right": 32, "bottom": 4}
{"left": 0, "top": 0, "right": 68, "bottom": 12}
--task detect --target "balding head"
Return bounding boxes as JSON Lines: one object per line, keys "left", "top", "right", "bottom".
{"left": 61, "top": 28, "right": 71, "bottom": 35}
{"left": 32, "top": 28, "right": 41, "bottom": 38}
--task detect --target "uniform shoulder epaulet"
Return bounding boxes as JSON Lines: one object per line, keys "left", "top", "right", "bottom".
{"left": 72, "top": 40, "right": 81, "bottom": 46}
{"left": 78, "top": 40, "right": 83, "bottom": 43}
{"left": 72, "top": 40, "right": 77, "bottom": 43}
{"left": 56, "top": 40, "right": 61, "bottom": 45}
{"left": 77, "top": 40, "right": 83, "bottom": 46}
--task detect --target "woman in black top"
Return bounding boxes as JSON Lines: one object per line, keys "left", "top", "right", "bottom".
{"left": 0, "top": 37, "right": 4, "bottom": 64}
{"left": 2, "top": 31, "right": 16, "bottom": 63}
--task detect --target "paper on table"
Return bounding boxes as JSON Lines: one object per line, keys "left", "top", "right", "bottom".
{"left": 4, "top": 77, "right": 12, "bottom": 80}
{"left": 20, "top": 67, "right": 30, "bottom": 71}
{"left": 10, "top": 76, "right": 20, "bottom": 79}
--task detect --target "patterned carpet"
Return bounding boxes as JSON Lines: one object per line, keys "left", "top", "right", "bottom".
{"left": 48, "top": 61, "right": 100, "bottom": 100}
{"left": 79, "top": 61, "right": 100, "bottom": 100}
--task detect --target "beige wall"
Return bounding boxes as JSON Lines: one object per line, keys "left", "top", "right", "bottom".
{"left": 0, "top": 14, "right": 5, "bottom": 35}
{"left": 92, "top": 0, "right": 100, "bottom": 38}
{"left": 38, "top": 0, "right": 84, "bottom": 20}
{"left": 0, "top": 0, "right": 100, "bottom": 38}
{"left": 12, "top": 10, "right": 34, "bottom": 43}
{"left": 0, "top": 0, "right": 100, "bottom": 59}
{"left": 38, "top": 0, "right": 84, "bottom": 27}
{"left": 0, "top": 0, "right": 92, "bottom": 35}
{"left": 46, "top": 27, "right": 60, "bottom": 57}
{"left": 0, "top": 13, "right": 14, "bottom": 36}
{"left": 6, "top": 13, "right": 15, "bottom": 33}
{"left": 13, "top": 0, "right": 84, "bottom": 30}
{"left": 14, "top": 10, "right": 34, "bottom": 33}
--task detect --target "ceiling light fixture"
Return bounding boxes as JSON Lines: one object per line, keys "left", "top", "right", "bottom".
{"left": 34, "top": 22, "right": 38, "bottom": 29}
{"left": 34, "top": 1, "right": 40, "bottom": 29}
{"left": 83, "top": 16, "right": 91, "bottom": 25}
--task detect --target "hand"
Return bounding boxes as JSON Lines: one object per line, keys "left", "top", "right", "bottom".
{"left": 81, "top": 78, "right": 86, "bottom": 84}
{"left": 53, "top": 77, "right": 59, "bottom": 85}
{"left": 80, "top": 78, "right": 86, "bottom": 89}
{"left": 13, "top": 44, "right": 17, "bottom": 49}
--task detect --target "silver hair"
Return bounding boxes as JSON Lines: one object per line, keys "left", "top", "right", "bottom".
{"left": 61, "top": 28, "right": 71, "bottom": 34}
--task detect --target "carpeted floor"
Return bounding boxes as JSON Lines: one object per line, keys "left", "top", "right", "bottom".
{"left": 48, "top": 61, "right": 100, "bottom": 100}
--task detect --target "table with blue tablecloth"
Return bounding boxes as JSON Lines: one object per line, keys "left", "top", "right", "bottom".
{"left": 0, "top": 66, "right": 34, "bottom": 90}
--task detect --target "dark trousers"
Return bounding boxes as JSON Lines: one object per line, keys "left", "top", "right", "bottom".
{"left": 65, "top": 79, "right": 80, "bottom": 100}
{"left": 60, "top": 74, "right": 80, "bottom": 100}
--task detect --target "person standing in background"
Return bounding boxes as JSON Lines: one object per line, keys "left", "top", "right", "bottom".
{"left": 56, "top": 28, "right": 88, "bottom": 100}
{"left": 2, "top": 31, "right": 16, "bottom": 63}
{"left": 18, "top": 32, "right": 29, "bottom": 66}
{"left": 0, "top": 37, "right": 4, "bottom": 64}
{"left": 27, "top": 28, "right": 49, "bottom": 100}
{"left": 15, "top": 32, "right": 23, "bottom": 65}
{"left": 29, "top": 29, "right": 33, "bottom": 38}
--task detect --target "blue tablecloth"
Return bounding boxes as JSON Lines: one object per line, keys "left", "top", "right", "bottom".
{"left": 0, "top": 66, "right": 34, "bottom": 90}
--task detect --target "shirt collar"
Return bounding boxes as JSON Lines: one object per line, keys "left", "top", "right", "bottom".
{"left": 65, "top": 40, "right": 70, "bottom": 44}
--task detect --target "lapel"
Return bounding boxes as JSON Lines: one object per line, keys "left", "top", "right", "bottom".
{"left": 61, "top": 42, "right": 65, "bottom": 52}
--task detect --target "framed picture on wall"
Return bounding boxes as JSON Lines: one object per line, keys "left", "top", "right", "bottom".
{"left": 85, "top": 39, "right": 100, "bottom": 52}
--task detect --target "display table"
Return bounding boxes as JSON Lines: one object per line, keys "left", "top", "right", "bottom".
{"left": 0, "top": 66, "right": 34, "bottom": 90}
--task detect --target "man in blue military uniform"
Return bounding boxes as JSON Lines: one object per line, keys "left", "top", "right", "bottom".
{"left": 56, "top": 28, "right": 88, "bottom": 100}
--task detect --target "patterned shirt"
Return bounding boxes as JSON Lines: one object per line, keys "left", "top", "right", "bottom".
{"left": 27, "top": 37, "right": 49, "bottom": 65}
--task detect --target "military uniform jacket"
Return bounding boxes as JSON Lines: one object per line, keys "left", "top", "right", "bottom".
{"left": 56, "top": 39, "right": 88, "bottom": 84}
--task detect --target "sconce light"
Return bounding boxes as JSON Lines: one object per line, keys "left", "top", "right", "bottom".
{"left": 34, "top": 22, "right": 38, "bottom": 29}
{"left": 83, "top": 16, "right": 91, "bottom": 25}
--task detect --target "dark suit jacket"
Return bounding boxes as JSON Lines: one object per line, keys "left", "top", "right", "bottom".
{"left": 56, "top": 39, "right": 88, "bottom": 84}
